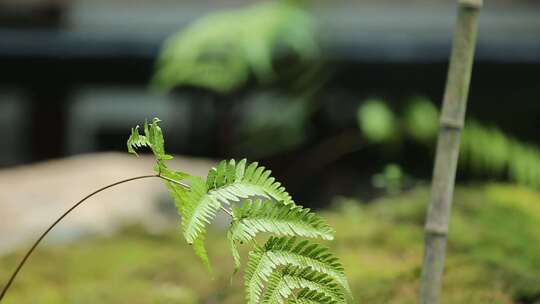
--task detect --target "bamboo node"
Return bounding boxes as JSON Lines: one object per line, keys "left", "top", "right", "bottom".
{"left": 440, "top": 117, "right": 464, "bottom": 130}
{"left": 425, "top": 224, "right": 448, "bottom": 236}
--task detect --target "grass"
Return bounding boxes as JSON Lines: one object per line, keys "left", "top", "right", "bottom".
{"left": 1, "top": 183, "right": 540, "bottom": 303}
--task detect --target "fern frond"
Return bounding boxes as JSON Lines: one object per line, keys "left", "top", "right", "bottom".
{"left": 127, "top": 125, "right": 151, "bottom": 155}
{"left": 289, "top": 289, "right": 338, "bottom": 304}
{"left": 173, "top": 158, "right": 296, "bottom": 270}
{"left": 184, "top": 158, "right": 294, "bottom": 245}
{"left": 174, "top": 175, "right": 224, "bottom": 270}
{"left": 166, "top": 180, "right": 188, "bottom": 218}
{"left": 228, "top": 199, "right": 335, "bottom": 272}
{"left": 127, "top": 118, "right": 170, "bottom": 160}
{"left": 228, "top": 230, "right": 242, "bottom": 273}
{"left": 245, "top": 237, "right": 351, "bottom": 304}
{"left": 261, "top": 266, "right": 345, "bottom": 304}
{"left": 181, "top": 176, "right": 221, "bottom": 244}
{"left": 126, "top": 120, "right": 352, "bottom": 301}
{"left": 207, "top": 159, "right": 294, "bottom": 205}
{"left": 193, "top": 231, "right": 212, "bottom": 274}
{"left": 230, "top": 199, "right": 334, "bottom": 243}
{"left": 127, "top": 118, "right": 189, "bottom": 182}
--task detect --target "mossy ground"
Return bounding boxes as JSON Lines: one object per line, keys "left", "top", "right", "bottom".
{"left": 1, "top": 183, "right": 539, "bottom": 303}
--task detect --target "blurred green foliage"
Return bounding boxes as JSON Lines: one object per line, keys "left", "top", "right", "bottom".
{"left": 357, "top": 97, "right": 540, "bottom": 190}
{"left": 152, "top": 1, "right": 317, "bottom": 93}
{"left": 233, "top": 94, "right": 310, "bottom": 157}
{"left": 371, "top": 163, "right": 407, "bottom": 195}
{"left": 461, "top": 121, "right": 540, "bottom": 189}
{"left": 357, "top": 99, "right": 397, "bottom": 143}
{"left": 332, "top": 183, "right": 540, "bottom": 303}
{"left": 2, "top": 183, "right": 539, "bottom": 303}
{"left": 150, "top": 0, "right": 324, "bottom": 158}
{"left": 403, "top": 97, "right": 439, "bottom": 143}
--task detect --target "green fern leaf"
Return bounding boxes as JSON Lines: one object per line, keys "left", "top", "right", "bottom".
{"left": 127, "top": 118, "right": 189, "bottom": 181}
{"left": 166, "top": 181, "right": 188, "bottom": 218}
{"left": 184, "top": 159, "right": 294, "bottom": 245}
{"left": 207, "top": 159, "right": 294, "bottom": 205}
{"left": 193, "top": 231, "right": 213, "bottom": 274}
{"left": 127, "top": 118, "right": 170, "bottom": 160}
{"left": 289, "top": 289, "right": 339, "bottom": 304}
{"left": 126, "top": 120, "right": 351, "bottom": 301}
{"left": 178, "top": 159, "right": 297, "bottom": 270}
{"left": 127, "top": 125, "right": 150, "bottom": 156}
{"left": 245, "top": 237, "right": 351, "bottom": 304}
{"left": 261, "top": 266, "right": 345, "bottom": 304}
{"left": 176, "top": 175, "right": 223, "bottom": 270}
{"left": 228, "top": 230, "right": 243, "bottom": 273}
{"left": 230, "top": 199, "right": 334, "bottom": 243}
{"left": 181, "top": 176, "right": 221, "bottom": 244}
{"left": 228, "top": 199, "right": 335, "bottom": 272}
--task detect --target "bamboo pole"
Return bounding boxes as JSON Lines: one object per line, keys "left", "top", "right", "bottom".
{"left": 419, "top": 0, "right": 482, "bottom": 303}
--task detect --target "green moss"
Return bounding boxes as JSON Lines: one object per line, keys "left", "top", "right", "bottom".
{"left": 1, "top": 184, "right": 539, "bottom": 303}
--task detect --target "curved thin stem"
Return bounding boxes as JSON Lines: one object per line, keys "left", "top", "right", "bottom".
{"left": 157, "top": 174, "right": 190, "bottom": 188}
{"left": 0, "top": 174, "right": 159, "bottom": 302}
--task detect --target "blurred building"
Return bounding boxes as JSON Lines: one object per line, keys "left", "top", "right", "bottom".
{"left": 1, "top": 0, "right": 539, "bottom": 166}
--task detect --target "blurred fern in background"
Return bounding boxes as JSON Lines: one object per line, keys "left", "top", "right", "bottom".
{"left": 152, "top": 1, "right": 317, "bottom": 93}
{"left": 150, "top": 0, "right": 324, "bottom": 158}
{"left": 357, "top": 98, "right": 540, "bottom": 190}
{"left": 460, "top": 121, "right": 540, "bottom": 188}
{"left": 151, "top": 0, "right": 540, "bottom": 190}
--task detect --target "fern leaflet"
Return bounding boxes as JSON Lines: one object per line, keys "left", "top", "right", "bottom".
{"left": 261, "top": 266, "right": 345, "bottom": 304}
{"left": 228, "top": 199, "right": 335, "bottom": 271}
{"left": 207, "top": 159, "right": 294, "bottom": 205}
{"left": 127, "top": 118, "right": 189, "bottom": 182}
{"left": 230, "top": 199, "right": 334, "bottom": 243}
{"left": 289, "top": 289, "right": 339, "bottom": 304}
{"left": 245, "top": 236, "right": 351, "bottom": 304}
{"left": 183, "top": 159, "right": 295, "bottom": 246}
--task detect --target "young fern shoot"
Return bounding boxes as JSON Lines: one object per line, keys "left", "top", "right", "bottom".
{"left": 127, "top": 118, "right": 352, "bottom": 303}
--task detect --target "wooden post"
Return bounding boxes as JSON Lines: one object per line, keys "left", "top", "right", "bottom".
{"left": 419, "top": 0, "right": 482, "bottom": 303}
